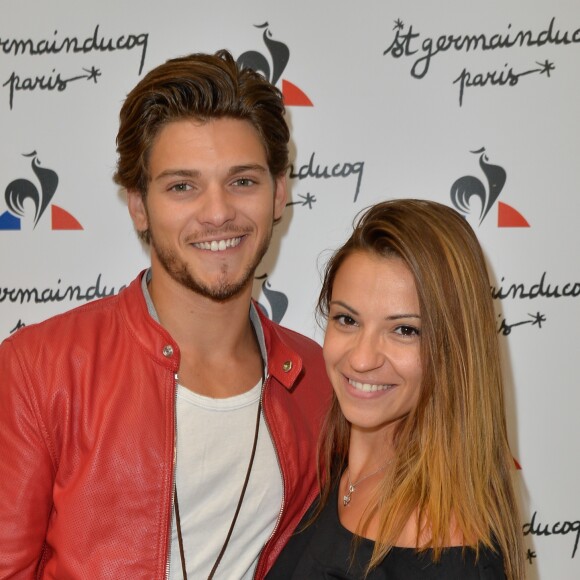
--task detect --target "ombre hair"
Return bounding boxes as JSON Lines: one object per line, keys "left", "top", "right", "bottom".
{"left": 317, "top": 199, "right": 524, "bottom": 580}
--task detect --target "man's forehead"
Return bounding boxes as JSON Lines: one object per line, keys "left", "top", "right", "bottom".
{"left": 151, "top": 117, "right": 266, "bottom": 153}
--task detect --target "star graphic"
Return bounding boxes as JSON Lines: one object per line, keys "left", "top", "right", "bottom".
{"left": 526, "top": 548, "right": 537, "bottom": 564}
{"left": 393, "top": 18, "right": 404, "bottom": 31}
{"left": 286, "top": 192, "right": 316, "bottom": 209}
{"left": 298, "top": 192, "right": 316, "bottom": 209}
{"left": 529, "top": 312, "right": 546, "bottom": 328}
{"left": 83, "top": 66, "right": 102, "bottom": 83}
{"left": 536, "top": 60, "right": 555, "bottom": 78}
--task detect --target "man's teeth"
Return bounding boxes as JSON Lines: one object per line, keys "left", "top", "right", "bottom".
{"left": 349, "top": 379, "right": 393, "bottom": 392}
{"left": 194, "top": 237, "right": 242, "bottom": 252}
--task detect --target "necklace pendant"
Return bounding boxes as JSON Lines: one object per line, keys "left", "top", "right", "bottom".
{"left": 343, "top": 484, "right": 356, "bottom": 507}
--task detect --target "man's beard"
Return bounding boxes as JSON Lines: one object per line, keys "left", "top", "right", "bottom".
{"left": 149, "top": 226, "right": 273, "bottom": 302}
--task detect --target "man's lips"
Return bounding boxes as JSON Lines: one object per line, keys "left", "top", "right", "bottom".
{"left": 192, "top": 236, "right": 243, "bottom": 252}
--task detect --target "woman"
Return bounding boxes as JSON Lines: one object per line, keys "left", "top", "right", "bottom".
{"left": 268, "top": 199, "right": 524, "bottom": 579}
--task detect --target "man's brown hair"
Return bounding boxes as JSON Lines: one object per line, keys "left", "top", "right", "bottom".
{"left": 114, "top": 49, "right": 289, "bottom": 195}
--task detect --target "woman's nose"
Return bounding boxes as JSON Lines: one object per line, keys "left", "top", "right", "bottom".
{"left": 347, "top": 332, "right": 386, "bottom": 373}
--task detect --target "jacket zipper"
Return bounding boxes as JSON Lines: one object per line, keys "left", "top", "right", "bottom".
{"left": 253, "top": 373, "right": 285, "bottom": 579}
{"left": 165, "top": 371, "right": 179, "bottom": 579}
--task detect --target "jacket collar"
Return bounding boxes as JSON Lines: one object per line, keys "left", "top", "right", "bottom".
{"left": 119, "top": 270, "right": 180, "bottom": 371}
{"left": 120, "top": 270, "right": 304, "bottom": 390}
{"left": 254, "top": 303, "right": 304, "bottom": 391}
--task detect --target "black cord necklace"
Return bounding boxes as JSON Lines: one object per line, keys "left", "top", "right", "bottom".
{"left": 173, "top": 326, "right": 265, "bottom": 580}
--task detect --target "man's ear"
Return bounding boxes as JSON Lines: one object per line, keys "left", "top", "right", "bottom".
{"left": 273, "top": 175, "right": 288, "bottom": 221}
{"left": 127, "top": 190, "right": 149, "bottom": 233}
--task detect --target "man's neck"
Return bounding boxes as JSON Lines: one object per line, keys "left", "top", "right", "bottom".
{"left": 145, "top": 268, "right": 263, "bottom": 397}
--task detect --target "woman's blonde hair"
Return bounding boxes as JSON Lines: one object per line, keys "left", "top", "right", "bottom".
{"left": 317, "top": 198, "right": 524, "bottom": 580}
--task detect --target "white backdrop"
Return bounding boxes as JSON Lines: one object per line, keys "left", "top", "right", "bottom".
{"left": 1, "top": 2, "right": 579, "bottom": 578}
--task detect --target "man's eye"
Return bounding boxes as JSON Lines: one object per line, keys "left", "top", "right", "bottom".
{"left": 233, "top": 178, "right": 255, "bottom": 187}
{"left": 170, "top": 182, "right": 191, "bottom": 192}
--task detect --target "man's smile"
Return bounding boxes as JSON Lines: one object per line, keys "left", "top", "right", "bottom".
{"left": 192, "top": 236, "right": 244, "bottom": 252}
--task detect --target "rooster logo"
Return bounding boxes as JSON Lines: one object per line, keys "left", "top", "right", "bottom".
{"left": 255, "top": 276, "right": 289, "bottom": 323}
{"left": 450, "top": 148, "right": 529, "bottom": 227}
{"left": 237, "top": 23, "right": 313, "bottom": 107}
{"left": 0, "top": 151, "right": 82, "bottom": 231}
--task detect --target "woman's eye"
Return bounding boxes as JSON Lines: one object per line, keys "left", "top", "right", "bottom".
{"left": 395, "top": 325, "right": 420, "bottom": 337}
{"left": 332, "top": 314, "right": 357, "bottom": 327}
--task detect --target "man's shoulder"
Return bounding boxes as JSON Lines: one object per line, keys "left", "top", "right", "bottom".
{"left": 259, "top": 313, "right": 322, "bottom": 354}
{"left": 4, "top": 291, "right": 122, "bottom": 348}
{"left": 2, "top": 272, "right": 145, "bottom": 352}
{"left": 270, "top": 321, "right": 321, "bottom": 351}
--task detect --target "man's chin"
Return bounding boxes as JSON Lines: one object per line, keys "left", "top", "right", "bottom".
{"left": 151, "top": 242, "right": 260, "bottom": 303}
{"left": 200, "top": 284, "right": 248, "bottom": 303}
{"left": 177, "top": 272, "right": 252, "bottom": 303}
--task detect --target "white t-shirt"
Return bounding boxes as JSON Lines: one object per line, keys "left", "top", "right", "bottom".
{"left": 168, "top": 379, "right": 283, "bottom": 579}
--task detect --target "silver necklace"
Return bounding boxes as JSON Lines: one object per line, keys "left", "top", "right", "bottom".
{"left": 343, "top": 459, "right": 393, "bottom": 507}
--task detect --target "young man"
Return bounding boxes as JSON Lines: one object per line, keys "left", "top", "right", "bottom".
{"left": 0, "top": 50, "right": 331, "bottom": 579}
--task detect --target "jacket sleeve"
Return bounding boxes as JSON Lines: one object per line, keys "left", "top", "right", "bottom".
{"left": 0, "top": 339, "right": 55, "bottom": 577}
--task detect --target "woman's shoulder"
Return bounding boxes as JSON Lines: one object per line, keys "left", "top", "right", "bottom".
{"left": 394, "top": 507, "right": 467, "bottom": 548}
{"left": 390, "top": 512, "right": 505, "bottom": 579}
{"left": 384, "top": 544, "right": 506, "bottom": 579}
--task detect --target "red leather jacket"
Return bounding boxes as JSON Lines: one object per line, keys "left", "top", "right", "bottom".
{"left": 0, "top": 271, "right": 331, "bottom": 579}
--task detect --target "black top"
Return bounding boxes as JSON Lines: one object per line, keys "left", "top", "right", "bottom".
{"left": 267, "top": 485, "right": 506, "bottom": 580}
